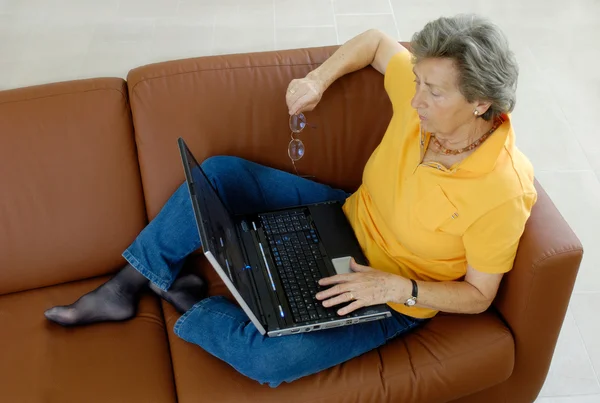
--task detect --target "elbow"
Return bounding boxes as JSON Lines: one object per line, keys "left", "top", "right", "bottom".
{"left": 469, "top": 298, "right": 493, "bottom": 314}
{"left": 361, "top": 29, "right": 384, "bottom": 46}
{"left": 362, "top": 29, "right": 386, "bottom": 68}
{"left": 364, "top": 28, "right": 383, "bottom": 37}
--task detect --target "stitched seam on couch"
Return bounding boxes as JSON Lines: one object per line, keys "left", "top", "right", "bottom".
{"left": 522, "top": 248, "right": 584, "bottom": 316}
{"left": 0, "top": 86, "right": 127, "bottom": 107}
{"left": 530, "top": 247, "right": 583, "bottom": 270}
{"left": 129, "top": 61, "right": 331, "bottom": 97}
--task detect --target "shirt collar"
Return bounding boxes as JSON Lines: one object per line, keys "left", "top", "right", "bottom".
{"left": 456, "top": 113, "right": 512, "bottom": 174}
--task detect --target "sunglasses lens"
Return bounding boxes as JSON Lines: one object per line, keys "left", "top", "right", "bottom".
{"left": 289, "top": 113, "right": 306, "bottom": 133}
{"left": 288, "top": 139, "right": 305, "bottom": 161}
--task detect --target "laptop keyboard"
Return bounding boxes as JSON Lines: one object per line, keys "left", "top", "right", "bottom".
{"left": 260, "top": 210, "right": 336, "bottom": 324}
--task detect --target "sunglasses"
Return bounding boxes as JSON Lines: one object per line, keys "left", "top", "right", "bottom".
{"left": 288, "top": 113, "right": 316, "bottom": 177}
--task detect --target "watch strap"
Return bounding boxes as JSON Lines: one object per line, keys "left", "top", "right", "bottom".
{"left": 410, "top": 279, "right": 418, "bottom": 298}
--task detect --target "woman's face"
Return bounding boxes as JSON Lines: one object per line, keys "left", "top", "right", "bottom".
{"left": 410, "top": 57, "right": 489, "bottom": 136}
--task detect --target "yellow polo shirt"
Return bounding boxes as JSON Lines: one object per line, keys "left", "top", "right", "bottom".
{"left": 342, "top": 50, "right": 537, "bottom": 319}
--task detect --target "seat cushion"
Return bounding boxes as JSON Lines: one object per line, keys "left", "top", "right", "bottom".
{"left": 163, "top": 259, "right": 514, "bottom": 403}
{"left": 0, "top": 277, "right": 176, "bottom": 403}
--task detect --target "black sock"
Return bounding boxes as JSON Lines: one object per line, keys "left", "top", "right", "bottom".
{"left": 149, "top": 273, "right": 207, "bottom": 314}
{"left": 44, "top": 264, "right": 149, "bottom": 326}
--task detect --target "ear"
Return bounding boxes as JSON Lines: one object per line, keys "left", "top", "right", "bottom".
{"left": 473, "top": 100, "right": 492, "bottom": 116}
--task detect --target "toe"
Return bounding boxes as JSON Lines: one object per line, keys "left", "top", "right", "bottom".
{"left": 44, "top": 306, "right": 75, "bottom": 325}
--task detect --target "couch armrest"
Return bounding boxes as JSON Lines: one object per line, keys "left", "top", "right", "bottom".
{"left": 482, "top": 179, "right": 583, "bottom": 401}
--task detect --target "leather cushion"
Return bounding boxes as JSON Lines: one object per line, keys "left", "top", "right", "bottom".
{"left": 0, "top": 78, "right": 146, "bottom": 295}
{"left": 0, "top": 277, "right": 176, "bottom": 403}
{"left": 162, "top": 257, "right": 514, "bottom": 403}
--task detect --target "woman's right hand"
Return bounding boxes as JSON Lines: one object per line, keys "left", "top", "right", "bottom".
{"left": 286, "top": 76, "right": 324, "bottom": 116}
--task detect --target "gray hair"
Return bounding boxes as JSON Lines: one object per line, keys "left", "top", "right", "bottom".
{"left": 410, "top": 14, "right": 518, "bottom": 121}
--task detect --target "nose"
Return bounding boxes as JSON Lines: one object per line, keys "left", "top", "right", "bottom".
{"left": 411, "top": 89, "right": 426, "bottom": 111}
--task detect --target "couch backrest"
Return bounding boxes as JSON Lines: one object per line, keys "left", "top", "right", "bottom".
{"left": 126, "top": 46, "right": 392, "bottom": 219}
{"left": 0, "top": 79, "right": 147, "bottom": 295}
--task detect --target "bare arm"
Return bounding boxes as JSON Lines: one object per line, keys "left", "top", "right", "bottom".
{"left": 401, "top": 265, "right": 504, "bottom": 314}
{"left": 318, "top": 261, "right": 504, "bottom": 316}
{"left": 286, "top": 29, "right": 407, "bottom": 115}
{"left": 308, "top": 29, "right": 407, "bottom": 88}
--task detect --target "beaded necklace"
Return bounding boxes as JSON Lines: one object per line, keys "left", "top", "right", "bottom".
{"left": 431, "top": 116, "right": 504, "bottom": 155}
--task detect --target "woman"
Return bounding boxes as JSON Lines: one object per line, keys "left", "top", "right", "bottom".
{"left": 44, "top": 14, "right": 536, "bottom": 387}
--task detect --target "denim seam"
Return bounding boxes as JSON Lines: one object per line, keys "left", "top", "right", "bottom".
{"left": 243, "top": 163, "right": 269, "bottom": 209}
{"left": 173, "top": 297, "right": 243, "bottom": 336}
{"left": 122, "top": 250, "right": 171, "bottom": 291}
{"left": 173, "top": 304, "right": 195, "bottom": 336}
{"left": 122, "top": 234, "right": 200, "bottom": 292}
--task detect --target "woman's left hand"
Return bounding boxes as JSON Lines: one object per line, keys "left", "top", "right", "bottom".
{"left": 315, "top": 258, "right": 405, "bottom": 316}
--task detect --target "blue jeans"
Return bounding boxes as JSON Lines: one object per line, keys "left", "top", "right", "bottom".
{"left": 123, "top": 156, "right": 425, "bottom": 387}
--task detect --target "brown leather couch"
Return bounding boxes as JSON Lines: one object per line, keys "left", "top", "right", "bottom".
{"left": 0, "top": 44, "right": 583, "bottom": 403}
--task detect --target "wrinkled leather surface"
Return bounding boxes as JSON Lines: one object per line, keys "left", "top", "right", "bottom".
{"left": 0, "top": 277, "right": 176, "bottom": 403}
{"left": 163, "top": 293, "right": 512, "bottom": 403}
{"left": 0, "top": 78, "right": 147, "bottom": 295}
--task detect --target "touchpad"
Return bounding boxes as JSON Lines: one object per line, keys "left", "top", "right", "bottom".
{"left": 331, "top": 256, "right": 352, "bottom": 275}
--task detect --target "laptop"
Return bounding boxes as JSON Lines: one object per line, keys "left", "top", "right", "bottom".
{"left": 178, "top": 138, "right": 391, "bottom": 337}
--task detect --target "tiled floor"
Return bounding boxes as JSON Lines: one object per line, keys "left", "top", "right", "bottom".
{"left": 1, "top": 0, "right": 599, "bottom": 401}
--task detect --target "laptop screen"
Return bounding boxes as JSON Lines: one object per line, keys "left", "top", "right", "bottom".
{"left": 178, "top": 139, "right": 266, "bottom": 334}
{"left": 181, "top": 148, "right": 248, "bottom": 284}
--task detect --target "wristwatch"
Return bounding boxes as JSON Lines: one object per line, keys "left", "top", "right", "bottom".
{"left": 404, "top": 279, "right": 418, "bottom": 307}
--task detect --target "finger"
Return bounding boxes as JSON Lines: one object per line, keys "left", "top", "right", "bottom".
{"left": 286, "top": 78, "right": 300, "bottom": 93}
{"left": 285, "top": 81, "right": 302, "bottom": 112}
{"left": 288, "top": 94, "right": 309, "bottom": 115}
{"left": 349, "top": 258, "right": 371, "bottom": 272}
{"left": 291, "top": 101, "right": 317, "bottom": 116}
{"left": 337, "top": 299, "right": 367, "bottom": 316}
{"left": 286, "top": 92, "right": 301, "bottom": 113}
{"left": 315, "top": 282, "right": 351, "bottom": 300}
{"left": 321, "top": 290, "right": 355, "bottom": 308}
{"left": 290, "top": 87, "right": 318, "bottom": 114}
{"left": 318, "top": 273, "right": 354, "bottom": 286}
